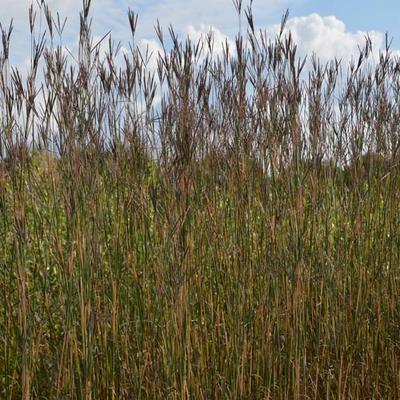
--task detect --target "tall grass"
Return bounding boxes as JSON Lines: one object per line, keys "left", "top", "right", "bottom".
{"left": 1, "top": 1, "right": 400, "bottom": 398}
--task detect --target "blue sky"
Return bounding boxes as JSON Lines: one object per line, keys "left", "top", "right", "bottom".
{"left": 288, "top": 0, "right": 400, "bottom": 48}
{"left": 1, "top": 0, "right": 399, "bottom": 69}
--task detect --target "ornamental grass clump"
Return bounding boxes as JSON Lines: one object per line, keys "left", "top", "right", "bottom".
{"left": 1, "top": 1, "right": 400, "bottom": 399}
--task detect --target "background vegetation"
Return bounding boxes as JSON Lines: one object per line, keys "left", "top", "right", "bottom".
{"left": 1, "top": 1, "right": 400, "bottom": 398}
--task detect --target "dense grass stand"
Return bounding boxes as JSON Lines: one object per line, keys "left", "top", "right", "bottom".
{"left": 0, "top": 1, "right": 399, "bottom": 398}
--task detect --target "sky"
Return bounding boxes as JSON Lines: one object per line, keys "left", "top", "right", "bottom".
{"left": 0, "top": 0, "right": 399, "bottom": 72}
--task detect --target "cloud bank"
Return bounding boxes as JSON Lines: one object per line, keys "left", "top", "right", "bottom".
{"left": 269, "top": 13, "right": 396, "bottom": 64}
{"left": 0, "top": 1, "right": 398, "bottom": 74}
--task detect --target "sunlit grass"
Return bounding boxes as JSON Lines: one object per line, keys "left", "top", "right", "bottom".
{"left": 0, "top": 1, "right": 400, "bottom": 399}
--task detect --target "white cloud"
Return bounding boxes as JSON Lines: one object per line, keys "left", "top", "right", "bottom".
{"left": 1, "top": 1, "right": 399, "bottom": 78}
{"left": 181, "top": 13, "right": 400, "bottom": 72}
{"left": 138, "top": 38, "right": 163, "bottom": 72}
{"left": 183, "top": 25, "right": 235, "bottom": 59}
{"left": 135, "top": 25, "right": 233, "bottom": 74}
{"left": 267, "top": 13, "right": 388, "bottom": 64}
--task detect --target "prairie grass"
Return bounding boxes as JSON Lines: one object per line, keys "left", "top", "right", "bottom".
{"left": 1, "top": 1, "right": 400, "bottom": 399}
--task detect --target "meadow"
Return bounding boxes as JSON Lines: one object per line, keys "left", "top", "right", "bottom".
{"left": 1, "top": 1, "right": 400, "bottom": 399}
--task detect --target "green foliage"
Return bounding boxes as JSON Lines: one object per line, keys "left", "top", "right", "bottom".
{"left": 1, "top": 2, "right": 400, "bottom": 399}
